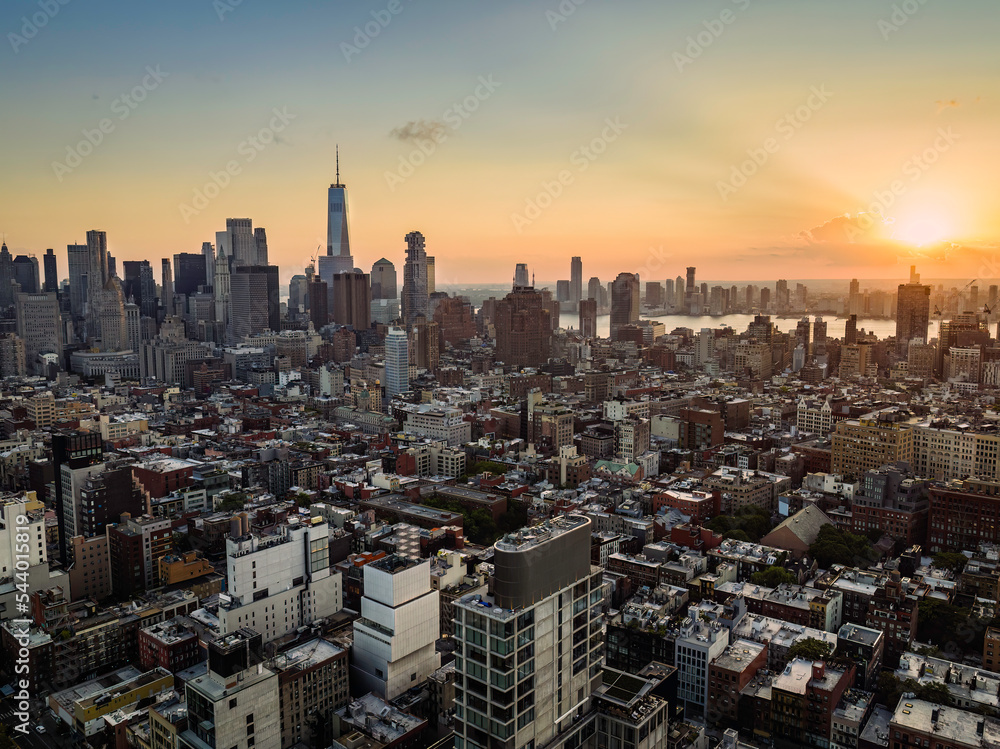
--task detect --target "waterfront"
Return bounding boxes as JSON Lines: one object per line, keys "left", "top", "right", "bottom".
{"left": 558, "top": 312, "right": 949, "bottom": 342}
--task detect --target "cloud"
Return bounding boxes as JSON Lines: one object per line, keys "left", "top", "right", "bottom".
{"left": 798, "top": 213, "right": 885, "bottom": 244}
{"left": 935, "top": 99, "right": 960, "bottom": 114}
{"left": 389, "top": 119, "right": 447, "bottom": 143}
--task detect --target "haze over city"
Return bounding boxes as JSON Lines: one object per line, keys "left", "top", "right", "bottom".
{"left": 8, "top": 4, "right": 1000, "bottom": 749}
{"left": 3, "top": 0, "right": 999, "bottom": 284}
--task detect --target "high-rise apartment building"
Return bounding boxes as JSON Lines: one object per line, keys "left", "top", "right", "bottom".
{"left": 352, "top": 555, "right": 440, "bottom": 700}
{"left": 610, "top": 272, "right": 640, "bottom": 341}
{"left": 52, "top": 430, "right": 105, "bottom": 564}
{"left": 385, "top": 326, "right": 409, "bottom": 399}
{"left": 402, "top": 231, "right": 430, "bottom": 326}
{"left": 453, "top": 515, "right": 603, "bottom": 749}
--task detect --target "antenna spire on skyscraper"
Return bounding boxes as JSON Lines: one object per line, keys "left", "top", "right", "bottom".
{"left": 336, "top": 144, "right": 340, "bottom": 186}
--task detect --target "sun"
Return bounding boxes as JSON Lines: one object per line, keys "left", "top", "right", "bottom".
{"left": 888, "top": 211, "right": 953, "bottom": 246}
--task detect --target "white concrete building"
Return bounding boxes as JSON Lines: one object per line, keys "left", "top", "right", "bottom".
{"left": 218, "top": 518, "right": 342, "bottom": 643}
{"left": 352, "top": 555, "right": 441, "bottom": 700}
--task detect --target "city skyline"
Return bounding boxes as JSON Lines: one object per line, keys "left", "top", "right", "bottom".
{"left": 3, "top": 1, "right": 999, "bottom": 284}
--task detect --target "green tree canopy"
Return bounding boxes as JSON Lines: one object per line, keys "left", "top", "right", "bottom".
{"left": 785, "top": 637, "right": 833, "bottom": 663}
{"left": 932, "top": 552, "right": 968, "bottom": 573}
{"left": 751, "top": 565, "right": 797, "bottom": 588}
{"left": 808, "top": 524, "right": 878, "bottom": 568}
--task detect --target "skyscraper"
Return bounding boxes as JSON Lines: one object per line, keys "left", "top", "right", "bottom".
{"left": 122, "top": 260, "right": 157, "bottom": 319}
{"left": 327, "top": 148, "right": 351, "bottom": 258}
{"left": 845, "top": 313, "right": 858, "bottom": 345}
{"left": 288, "top": 274, "right": 309, "bottom": 314}
{"left": 495, "top": 284, "right": 552, "bottom": 368}
{"left": 514, "top": 263, "right": 530, "bottom": 288}
{"left": 253, "top": 227, "right": 268, "bottom": 266}
{"left": 318, "top": 157, "right": 356, "bottom": 298}
{"left": 85, "top": 230, "right": 109, "bottom": 339}
{"left": 685, "top": 266, "right": 697, "bottom": 309}
{"left": 12, "top": 255, "right": 39, "bottom": 294}
{"left": 308, "top": 278, "right": 328, "bottom": 330}
{"left": 587, "top": 276, "right": 602, "bottom": 302}
{"left": 16, "top": 292, "right": 63, "bottom": 374}
{"left": 160, "top": 258, "right": 173, "bottom": 312}
{"left": 201, "top": 241, "right": 214, "bottom": 288}
{"left": 579, "top": 298, "right": 597, "bottom": 338}
{"left": 215, "top": 217, "right": 259, "bottom": 268}
{"left": 43, "top": 248, "right": 58, "bottom": 293}
{"left": 571, "top": 255, "right": 583, "bottom": 304}
{"left": 453, "top": 515, "right": 602, "bottom": 749}
{"left": 331, "top": 271, "right": 371, "bottom": 330}
{"left": 0, "top": 243, "right": 13, "bottom": 309}
{"left": 896, "top": 266, "right": 931, "bottom": 355}
{"left": 610, "top": 272, "right": 640, "bottom": 341}
{"left": 67, "top": 243, "right": 89, "bottom": 334}
{"left": 371, "top": 258, "right": 397, "bottom": 300}
{"left": 230, "top": 265, "right": 279, "bottom": 339}
{"left": 402, "top": 231, "right": 430, "bottom": 326}
{"left": 385, "top": 326, "right": 409, "bottom": 399}
{"left": 213, "top": 245, "right": 231, "bottom": 338}
{"left": 93, "top": 276, "right": 127, "bottom": 351}
{"left": 173, "top": 253, "right": 207, "bottom": 296}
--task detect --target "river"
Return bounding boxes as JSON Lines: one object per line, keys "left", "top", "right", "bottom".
{"left": 558, "top": 312, "right": 950, "bottom": 341}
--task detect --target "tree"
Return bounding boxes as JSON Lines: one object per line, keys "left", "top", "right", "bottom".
{"left": 809, "top": 524, "right": 878, "bottom": 568}
{"left": 785, "top": 638, "right": 833, "bottom": 663}
{"left": 933, "top": 552, "right": 968, "bottom": 574}
{"left": 723, "top": 529, "right": 751, "bottom": 542}
{"left": 751, "top": 565, "right": 796, "bottom": 587}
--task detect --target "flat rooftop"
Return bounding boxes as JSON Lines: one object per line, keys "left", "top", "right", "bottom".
{"left": 494, "top": 514, "right": 589, "bottom": 552}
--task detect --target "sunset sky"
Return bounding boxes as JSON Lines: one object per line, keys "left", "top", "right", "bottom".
{"left": 2, "top": 0, "right": 998, "bottom": 286}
